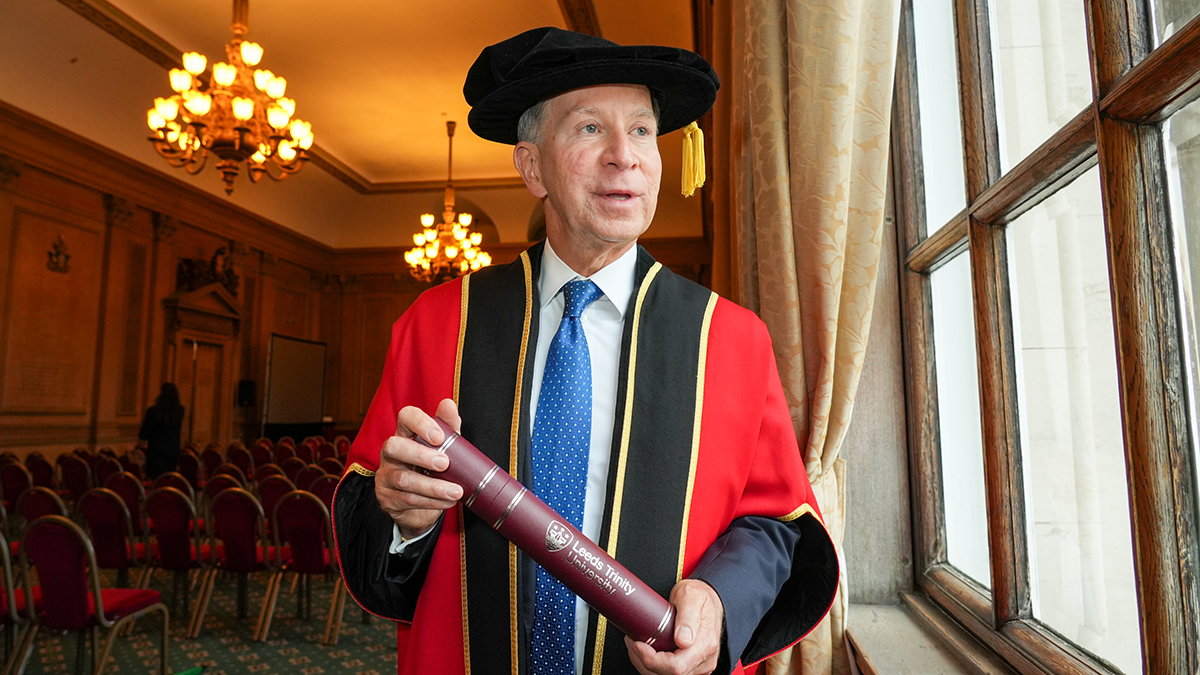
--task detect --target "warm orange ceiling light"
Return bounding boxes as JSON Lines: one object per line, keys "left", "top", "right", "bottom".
{"left": 405, "top": 121, "right": 492, "bottom": 283}
{"left": 145, "top": 0, "right": 313, "bottom": 195}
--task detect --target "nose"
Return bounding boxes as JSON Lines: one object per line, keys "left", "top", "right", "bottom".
{"left": 602, "top": 132, "right": 637, "bottom": 170}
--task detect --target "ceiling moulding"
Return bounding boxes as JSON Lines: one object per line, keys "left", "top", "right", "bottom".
{"left": 557, "top": 0, "right": 602, "bottom": 36}
{"left": 307, "top": 148, "right": 526, "bottom": 195}
{"left": 55, "top": 0, "right": 525, "bottom": 195}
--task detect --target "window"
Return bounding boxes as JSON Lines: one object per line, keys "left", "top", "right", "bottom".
{"left": 894, "top": 0, "right": 1200, "bottom": 672}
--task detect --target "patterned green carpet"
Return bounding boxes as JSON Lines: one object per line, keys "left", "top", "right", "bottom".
{"left": 16, "top": 568, "right": 398, "bottom": 675}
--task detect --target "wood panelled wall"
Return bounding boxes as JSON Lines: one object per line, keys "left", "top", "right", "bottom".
{"left": 0, "top": 104, "right": 712, "bottom": 457}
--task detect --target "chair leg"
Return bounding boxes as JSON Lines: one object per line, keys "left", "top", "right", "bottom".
{"left": 187, "top": 567, "right": 218, "bottom": 639}
{"left": 159, "top": 605, "right": 170, "bottom": 675}
{"left": 322, "top": 578, "right": 347, "bottom": 646}
{"left": 254, "top": 571, "right": 284, "bottom": 642}
{"left": 74, "top": 629, "right": 86, "bottom": 675}
{"left": 5, "top": 623, "right": 36, "bottom": 675}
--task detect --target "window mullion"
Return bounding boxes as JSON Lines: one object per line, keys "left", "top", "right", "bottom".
{"left": 954, "top": 0, "right": 1001, "bottom": 199}
{"left": 968, "top": 216, "right": 1031, "bottom": 627}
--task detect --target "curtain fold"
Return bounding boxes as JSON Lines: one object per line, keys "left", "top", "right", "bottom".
{"left": 725, "top": 0, "right": 897, "bottom": 672}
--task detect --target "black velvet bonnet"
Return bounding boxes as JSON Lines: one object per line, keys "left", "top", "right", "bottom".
{"left": 464, "top": 27, "right": 720, "bottom": 145}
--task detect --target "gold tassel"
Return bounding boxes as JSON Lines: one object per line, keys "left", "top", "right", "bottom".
{"left": 681, "top": 121, "right": 706, "bottom": 197}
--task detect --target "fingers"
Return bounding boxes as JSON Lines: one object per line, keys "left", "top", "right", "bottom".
{"left": 376, "top": 400, "right": 465, "bottom": 538}
{"left": 624, "top": 580, "right": 722, "bottom": 674}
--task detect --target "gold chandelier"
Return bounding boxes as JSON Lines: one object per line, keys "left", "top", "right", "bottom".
{"left": 145, "top": 0, "right": 313, "bottom": 195}
{"left": 405, "top": 121, "right": 493, "bottom": 283}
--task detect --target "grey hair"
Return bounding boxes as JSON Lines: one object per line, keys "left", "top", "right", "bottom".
{"left": 515, "top": 95, "right": 662, "bottom": 145}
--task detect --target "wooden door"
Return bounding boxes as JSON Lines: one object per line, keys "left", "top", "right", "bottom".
{"left": 177, "top": 339, "right": 224, "bottom": 445}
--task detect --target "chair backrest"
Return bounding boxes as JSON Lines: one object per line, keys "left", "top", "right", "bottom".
{"left": 143, "top": 487, "right": 200, "bottom": 571}
{"left": 0, "top": 453, "right": 18, "bottom": 468}
{"left": 177, "top": 452, "right": 203, "bottom": 491}
{"left": 93, "top": 455, "right": 122, "bottom": 489}
{"left": 251, "top": 444, "right": 273, "bottom": 469}
{"left": 253, "top": 463, "right": 285, "bottom": 482}
{"left": 72, "top": 447, "right": 90, "bottom": 459}
{"left": 227, "top": 446, "right": 254, "bottom": 478}
{"left": 20, "top": 515, "right": 103, "bottom": 631}
{"left": 84, "top": 452, "right": 105, "bottom": 487}
{"left": 152, "top": 472, "right": 195, "bottom": 502}
{"left": 318, "top": 457, "right": 344, "bottom": 476}
{"left": 118, "top": 451, "right": 144, "bottom": 480}
{"left": 200, "top": 447, "right": 223, "bottom": 477}
{"left": 105, "top": 471, "right": 146, "bottom": 536}
{"left": 0, "top": 463, "right": 32, "bottom": 510}
{"left": 280, "top": 457, "right": 306, "bottom": 483}
{"left": 294, "top": 465, "right": 326, "bottom": 491}
{"left": 277, "top": 436, "right": 295, "bottom": 449}
{"left": 315, "top": 442, "right": 336, "bottom": 462}
{"left": 308, "top": 474, "right": 338, "bottom": 512}
{"left": 56, "top": 455, "right": 92, "bottom": 503}
{"left": 16, "top": 486, "right": 68, "bottom": 525}
{"left": 25, "top": 454, "right": 55, "bottom": 489}
{"left": 0, "top": 529, "right": 22, "bottom": 624}
{"left": 76, "top": 488, "right": 135, "bottom": 570}
{"left": 203, "top": 474, "right": 241, "bottom": 503}
{"left": 98, "top": 447, "right": 118, "bottom": 458}
{"left": 273, "top": 444, "right": 296, "bottom": 465}
{"left": 211, "top": 488, "right": 266, "bottom": 573}
{"left": 294, "top": 442, "right": 314, "bottom": 464}
{"left": 255, "top": 475, "right": 296, "bottom": 528}
{"left": 333, "top": 435, "right": 351, "bottom": 459}
{"left": 273, "top": 490, "right": 335, "bottom": 575}
{"left": 212, "top": 463, "right": 247, "bottom": 485}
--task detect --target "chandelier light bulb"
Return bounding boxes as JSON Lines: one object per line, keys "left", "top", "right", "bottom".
{"left": 288, "top": 119, "right": 311, "bottom": 141}
{"left": 453, "top": 228, "right": 467, "bottom": 241}
{"left": 425, "top": 244, "right": 438, "bottom": 258}
{"left": 413, "top": 233, "right": 426, "bottom": 246}
{"left": 298, "top": 133, "right": 314, "bottom": 149}
{"left": 184, "top": 93, "right": 213, "bottom": 116}
{"left": 213, "top": 62, "right": 238, "bottom": 87}
{"left": 445, "top": 245, "right": 459, "bottom": 259}
{"left": 240, "top": 41, "right": 264, "bottom": 66}
{"left": 464, "top": 248, "right": 477, "bottom": 261}
{"left": 267, "top": 105, "right": 290, "bottom": 129}
{"left": 420, "top": 214, "right": 436, "bottom": 227}
{"left": 254, "top": 69, "right": 274, "bottom": 90}
{"left": 165, "top": 121, "right": 181, "bottom": 143}
{"left": 470, "top": 232, "right": 483, "bottom": 246}
{"left": 277, "top": 97, "right": 296, "bottom": 116}
{"left": 231, "top": 97, "right": 255, "bottom": 121}
{"left": 423, "top": 228, "right": 436, "bottom": 242}
{"left": 251, "top": 150, "right": 266, "bottom": 163}
{"left": 147, "top": 109, "right": 166, "bottom": 130}
{"left": 169, "top": 68, "right": 192, "bottom": 93}
{"left": 458, "top": 213, "right": 473, "bottom": 226}
{"left": 266, "top": 76, "right": 287, "bottom": 99}
{"left": 182, "top": 52, "right": 207, "bottom": 75}
{"left": 276, "top": 139, "right": 297, "bottom": 162}
{"left": 154, "top": 97, "right": 179, "bottom": 121}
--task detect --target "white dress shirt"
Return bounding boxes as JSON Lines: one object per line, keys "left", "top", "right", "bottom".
{"left": 392, "top": 240, "right": 638, "bottom": 673}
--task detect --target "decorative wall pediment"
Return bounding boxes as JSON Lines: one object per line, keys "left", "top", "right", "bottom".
{"left": 164, "top": 282, "right": 243, "bottom": 340}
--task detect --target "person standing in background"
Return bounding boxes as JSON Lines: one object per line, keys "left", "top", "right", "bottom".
{"left": 139, "top": 382, "right": 184, "bottom": 478}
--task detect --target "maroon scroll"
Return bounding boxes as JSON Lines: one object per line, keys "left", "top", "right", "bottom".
{"left": 418, "top": 418, "right": 677, "bottom": 652}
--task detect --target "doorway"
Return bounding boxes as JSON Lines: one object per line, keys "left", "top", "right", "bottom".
{"left": 177, "top": 338, "right": 224, "bottom": 445}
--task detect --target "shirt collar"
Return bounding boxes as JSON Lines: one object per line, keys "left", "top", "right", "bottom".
{"left": 540, "top": 239, "right": 638, "bottom": 318}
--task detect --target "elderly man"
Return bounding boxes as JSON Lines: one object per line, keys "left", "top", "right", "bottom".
{"left": 334, "top": 27, "right": 837, "bottom": 675}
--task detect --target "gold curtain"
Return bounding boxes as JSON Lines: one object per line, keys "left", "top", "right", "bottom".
{"left": 715, "top": 0, "right": 897, "bottom": 671}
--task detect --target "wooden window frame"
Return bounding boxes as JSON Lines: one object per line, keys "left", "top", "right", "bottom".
{"left": 893, "top": 0, "right": 1200, "bottom": 673}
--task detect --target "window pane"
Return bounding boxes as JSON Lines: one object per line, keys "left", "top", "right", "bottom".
{"left": 990, "top": 0, "right": 1092, "bottom": 171}
{"left": 1164, "top": 94, "right": 1200, "bottom": 580}
{"left": 913, "top": 0, "right": 967, "bottom": 233}
{"left": 931, "top": 252, "right": 991, "bottom": 587}
{"left": 1008, "top": 167, "right": 1140, "bottom": 674}
{"left": 1152, "top": 0, "right": 1200, "bottom": 44}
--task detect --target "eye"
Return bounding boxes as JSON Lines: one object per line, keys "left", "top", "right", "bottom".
{"left": 633, "top": 126, "right": 650, "bottom": 137}
{"left": 582, "top": 123, "right": 598, "bottom": 134}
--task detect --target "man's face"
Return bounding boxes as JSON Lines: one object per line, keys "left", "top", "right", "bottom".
{"left": 516, "top": 84, "right": 661, "bottom": 264}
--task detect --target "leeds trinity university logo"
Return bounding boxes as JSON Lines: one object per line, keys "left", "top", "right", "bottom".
{"left": 546, "top": 520, "right": 573, "bottom": 552}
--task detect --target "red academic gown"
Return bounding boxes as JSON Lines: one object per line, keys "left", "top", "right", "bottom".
{"left": 333, "top": 243, "right": 838, "bottom": 675}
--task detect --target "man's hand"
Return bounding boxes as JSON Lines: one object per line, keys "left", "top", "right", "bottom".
{"left": 625, "top": 579, "right": 724, "bottom": 675}
{"left": 374, "top": 398, "right": 464, "bottom": 539}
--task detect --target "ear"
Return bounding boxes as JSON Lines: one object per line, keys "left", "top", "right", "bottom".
{"left": 514, "top": 142, "right": 548, "bottom": 199}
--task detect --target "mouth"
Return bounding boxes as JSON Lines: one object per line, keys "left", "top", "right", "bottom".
{"left": 603, "top": 191, "right": 635, "bottom": 201}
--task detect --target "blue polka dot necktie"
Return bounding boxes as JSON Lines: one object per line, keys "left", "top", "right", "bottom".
{"left": 531, "top": 278, "right": 603, "bottom": 675}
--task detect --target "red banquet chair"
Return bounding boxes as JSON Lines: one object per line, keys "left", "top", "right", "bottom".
{"left": 191, "top": 488, "right": 280, "bottom": 638}
{"left": 56, "top": 454, "right": 92, "bottom": 504}
{"left": 272, "top": 444, "right": 296, "bottom": 465}
{"left": 253, "top": 463, "right": 284, "bottom": 482}
{"left": 92, "top": 455, "right": 122, "bottom": 490}
{"left": 105, "top": 471, "right": 147, "bottom": 537}
{"left": 318, "top": 457, "right": 344, "bottom": 476}
{"left": 200, "top": 446, "right": 223, "bottom": 479}
{"left": 258, "top": 490, "right": 344, "bottom": 644}
{"left": 314, "top": 442, "right": 336, "bottom": 463}
{"left": 228, "top": 446, "right": 254, "bottom": 480}
{"left": 211, "top": 463, "right": 247, "bottom": 485}
{"left": 141, "top": 487, "right": 213, "bottom": 631}
{"left": 77, "top": 488, "right": 148, "bottom": 589}
{"left": 152, "top": 471, "right": 195, "bottom": 502}
{"left": 294, "top": 441, "right": 315, "bottom": 464}
{"left": 177, "top": 452, "right": 203, "bottom": 492}
{"left": 251, "top": 440, "right": 273, "bottom": 468}
{"left": 17, "top": 515, "right": 168, "bottom": 675}
{"left": 0, "top": 528, "right": 39, "bottom": 675}
{"left": 254, "top": 475, "right": 295, "bottom": 538}
{"left": 16, "top": 486, "right": 68, "bottom": 528}
{"left": 294, "top": 465, "right": 326, "bottom": 491}
{"left": 280, "top": 457, "right": 306, "bottom": 484}
{"left": 24, "top": 454, "right": 55, "bottom": 490}
{"left": 333, "top": 435, "right": 351, "bottom": 456}
{"left": 308, "top": 475, "right": 338, "bottom": 513}
{"left": 0, "top": 464, "right": 32, "bottom": 512}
